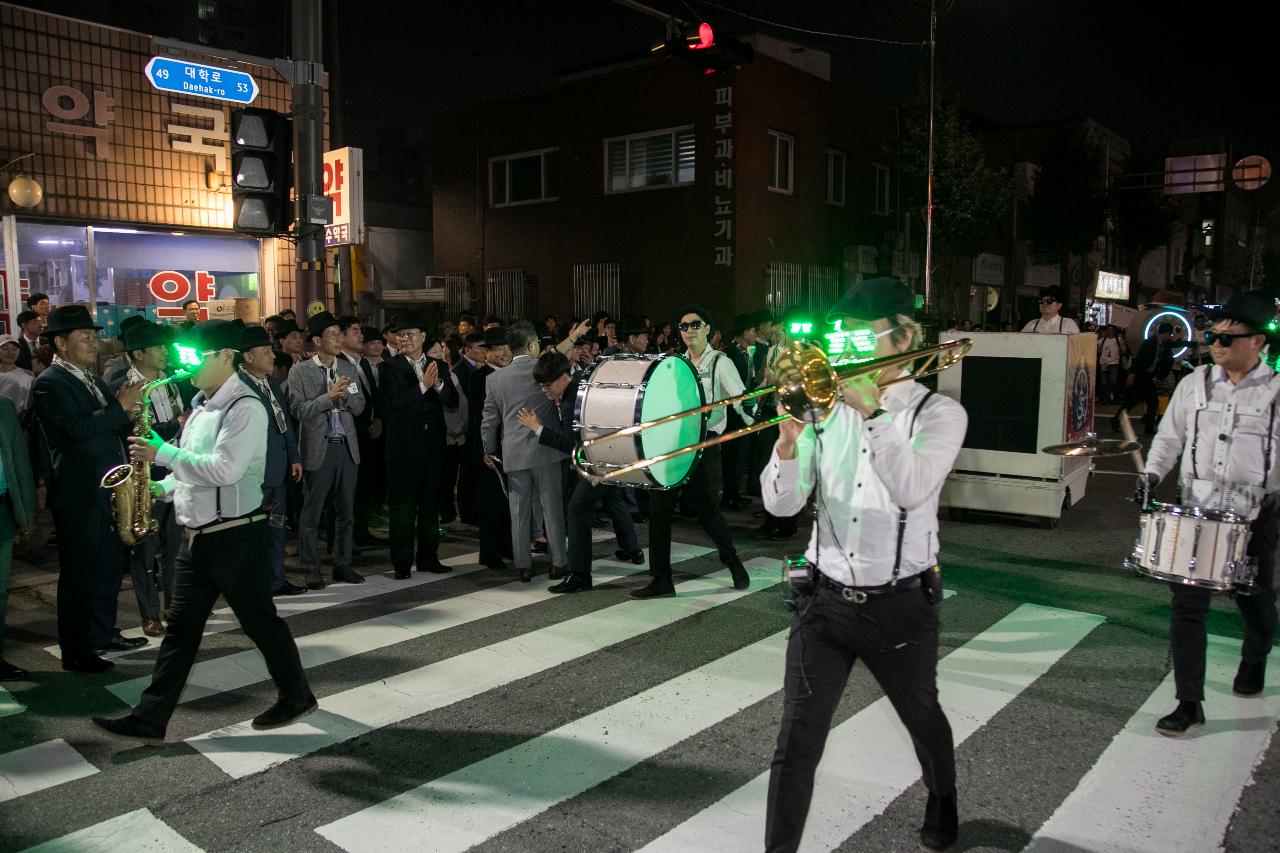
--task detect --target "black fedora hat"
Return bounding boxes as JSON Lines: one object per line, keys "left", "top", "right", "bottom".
{"left": 240, "top": 324, "right": 273, "bottom": 351}
{"left": 176, "top": 320, "right": 243, "bottom": 353}
{"left": 1209, "top": 293, "right": 1279, "bottom": 341}
{"left": 482, "top": 326, "right": 508, "bottom": 347}
{"left": 274, "top": 318, "right": 304, "bottom": 338}
{"left": 122, "top": 320, "right": 170, "bottom": 352}
{"left": 390, "top": 310, "right": 430, "bottom": 334}
{"left": 617, "top": 315, "right": 648, "bottom": 337}
{"left": 307, "top": 311, "right": 340, "bottom": 340}
{"left": 43, "top": 304, "right": 102, "bottom": 338}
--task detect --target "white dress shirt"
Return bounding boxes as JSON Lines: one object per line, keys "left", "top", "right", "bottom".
{"left": 156, "top": 372, "right": 268, "bottom": 527}
{"left": 1021, "top": 316, "right": 1081, "bottom": 334}
{"left": 761, "top": 379, "right": 967, "bottom": 586}
{"left": 1146, "top": 361, "right": 1280, "bottom": 520}
{"left": 687, "top": 347, "right": 753, "bottom": 435}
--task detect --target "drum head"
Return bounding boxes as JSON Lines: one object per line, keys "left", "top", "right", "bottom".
{"left": 638, "top": 355, "right": 705, "bottom": 488}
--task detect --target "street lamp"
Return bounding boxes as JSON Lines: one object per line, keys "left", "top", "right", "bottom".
{"left": 2, "top": 154, "right": 44, "bottom": 208}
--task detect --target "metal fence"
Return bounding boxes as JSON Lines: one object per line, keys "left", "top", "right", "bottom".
{"left": 484, "top": 268, "right": 529, "bottom": 322}
{"left": 444, "top": 273, "right": 472, "bottom": 318}
{"left": 572, "top": 262, "right": 621, "bottom": 318}
{"left": 766, "top": 261, "right": 845, "bottom": 317}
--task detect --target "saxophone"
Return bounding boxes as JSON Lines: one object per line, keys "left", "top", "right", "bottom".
{"left": 101, "top": 372, "right": 190, "bottom": 546}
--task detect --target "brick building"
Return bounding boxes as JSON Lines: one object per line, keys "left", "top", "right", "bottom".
{"left": 431, "top": 34, "right": 900, "bottom": 326}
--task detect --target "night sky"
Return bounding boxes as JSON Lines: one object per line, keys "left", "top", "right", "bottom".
{"left": 334, "top": 0, "right": 1277, "bottom": 171}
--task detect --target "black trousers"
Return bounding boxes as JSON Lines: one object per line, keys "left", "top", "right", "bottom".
{"left": 387, "top": 448, "right": 443, "bottom": 572}
{"left": 1170, "top": 508, "right": 1278, "bottom": 701}
{"left": 457, "top": 446, "right": 480, "bottom": 525}
{"left": 439, "top": 443, "right": 465, "bottom": 523}
{"left": 648, "top": 444, "right": 737, "bottom": 574}
{"left": 354, "top": 432, "right": 386, "bottom": 536}
{"left": 133, "top": 520, "right": 310, "bottom": 728}
{"left": 765, "top": 582, "right": 956, "bottom": 852}
{"left": 53, "top": 500, "right": 124, "bottom": 656}
{"left": 567, "top": 479, "right": 639, "bottom": 575}
{"left": 721, "top": 409, "right": 745, "bottom": 502}
{"left": 1118, "top": 374, "right": 1161, "bottom": 428}
{"left": 478, "top": 459, "right": 514, "bottom": 563}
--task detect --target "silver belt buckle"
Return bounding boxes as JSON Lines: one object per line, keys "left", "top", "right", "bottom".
{"left": 842, "top": 587, "right": 868, "bottom": 604}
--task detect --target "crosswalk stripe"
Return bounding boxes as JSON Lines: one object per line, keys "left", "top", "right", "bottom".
{"left": 0, "top": 739, "right": 98, "bottom": 804}
{"left": 316, "top": 630, "right": 790, "bottom": 853}
{"left": 105, "top": 541, "right": 711, "bottom": 708}
{"left": 1024, "top": 634, "right": 1280, "bottom": 853}
{"left": 16, "top": 808, "right": 204, "bottom": 853}
{"left": 0, "top": 684, "right": 23, "bottom": 717}
{"left": 639, "top": 603, "right": 1104, "bottom": 853}
{"left": 187, "top": 557, "right": 781, "bottom": 780}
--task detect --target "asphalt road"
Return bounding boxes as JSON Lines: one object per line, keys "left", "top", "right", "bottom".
{"left": 1, "top": 434, "right": 1277, "bottom": 853}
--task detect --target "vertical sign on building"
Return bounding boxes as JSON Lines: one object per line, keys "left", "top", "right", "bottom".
{"left": 713, "top": 85, "right": 734, "bottom": 268}
{"left": 322, "top": 147, "right": 365, "bottom": 246}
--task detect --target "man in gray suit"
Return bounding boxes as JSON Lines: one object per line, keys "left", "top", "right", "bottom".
{"left": 481, "top": 322, "right": 567, "bottom": 582}
{"left": 288, "top": 311, "right": 366, "bottom": 588}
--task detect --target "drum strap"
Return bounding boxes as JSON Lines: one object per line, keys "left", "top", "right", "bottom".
{"left": 891, "top": 390, "right": 935, "bottom": 587}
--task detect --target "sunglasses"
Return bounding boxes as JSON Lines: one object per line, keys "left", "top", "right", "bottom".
{"left": 677, "top": 320, "right": 706, "bottom": 332}
{"left": 1204, "top": 330, "right": 1258, "bottom": 347}
{"left": 1038, "top": 297, "right": 1060, "bottom": 305}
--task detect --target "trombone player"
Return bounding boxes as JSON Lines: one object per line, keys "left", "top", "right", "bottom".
{"left": 761, "top": 277, "right": 967, "bottom": 853}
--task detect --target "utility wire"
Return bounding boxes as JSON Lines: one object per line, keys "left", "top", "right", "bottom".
{"left": 690, "top": 0, "right": 928, "bottom": 46}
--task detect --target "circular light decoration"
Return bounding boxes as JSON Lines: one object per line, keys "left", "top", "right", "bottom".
{"left": 6, "top": 174, "right": 43, "bottom": 208}
{"left": 1143, "top": 310, "right": 1194, "bottom": 359}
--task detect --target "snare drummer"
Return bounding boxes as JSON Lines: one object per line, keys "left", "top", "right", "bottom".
{"left": 761, "top": 278, "right": 966, "bottom": 853}
{"left": 1142, "top": 292, "right": 1280, "bottom": 736}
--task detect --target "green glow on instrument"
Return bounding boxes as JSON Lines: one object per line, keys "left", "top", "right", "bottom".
{"left": 174, "top": 344, "right": 204, "bottom": 368}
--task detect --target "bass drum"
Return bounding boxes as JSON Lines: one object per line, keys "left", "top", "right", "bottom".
{"left": 574, "top": 354, "right": 707, "bottom": 489}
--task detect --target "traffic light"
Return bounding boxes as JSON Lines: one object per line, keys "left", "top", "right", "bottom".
{"left": 230, "top": 108, "right": 292, "bottom": 235}
{"left": 651, "top": 22, "right": 754, "bottom": 74}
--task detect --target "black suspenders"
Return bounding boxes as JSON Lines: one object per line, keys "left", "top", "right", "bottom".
{"left": 891, "top": 390, "right": 935, "bottom": 587}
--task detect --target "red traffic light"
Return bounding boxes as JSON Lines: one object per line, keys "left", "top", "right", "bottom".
{"left": 688, "top": 22, "right": 714, "bottom": 50}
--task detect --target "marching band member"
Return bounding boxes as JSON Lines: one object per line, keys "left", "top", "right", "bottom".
{"left": 761, "top": 278, "right": 966, "bottom": 853}
{"left": 94, "top": 321, "right": 314, "bottom": 743}
{"left": 1141, "top": 292, "right": 1280, "bottom": 736}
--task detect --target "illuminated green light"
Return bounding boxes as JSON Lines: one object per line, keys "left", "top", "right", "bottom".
{"left": 789, "top": 321, "right": 813, "bottom": 335}
{"left": 174, "top": 344, "right": 204, "bottom": 368}
{"left": 915, "top": 294, "right": 925, "bottom": 309}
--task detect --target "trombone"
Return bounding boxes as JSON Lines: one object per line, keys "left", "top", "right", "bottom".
{"left": 572, "top": 337, "right": 972, "bottom": 485}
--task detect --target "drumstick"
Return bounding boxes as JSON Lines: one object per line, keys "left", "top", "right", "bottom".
{"left": 1117, "top": 411, "right": 1146, "bottom": 473}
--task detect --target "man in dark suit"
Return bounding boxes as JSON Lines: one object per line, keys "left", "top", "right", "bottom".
{"left": 358, "top": 325, "right": 388, "bottom": 522}
{"left": 470, "top": 326, "right": 513, "bottom": 569}
{"left": 239, "top": 325, "right": 306, "bottom": 595}
{"left": 33, "top": 305, "right": 146, "bottom": 672}
{"left": 451, "top": 331, "right": 485, "bottom": 526}
{"left": 381, "top": 310, "right": 459, "bottom": 578}
{"left": 720, "top": 313, "right": 757, "bottom": 511}
{"left": 337, "top": 316, "right": 386, "bottom": 547}
{"left": 1112, "top": 323, "right": 1176, "bottom": 435}
{"left": 14, "top": 310, "right": 41, "bottom": 373}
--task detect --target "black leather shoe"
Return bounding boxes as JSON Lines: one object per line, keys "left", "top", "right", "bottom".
{"left": 1234, "top": 661, "right": 1266, "bottom": 697}
{"left": 306, "top": 573, "right": 326, "bottom": 590}
{"left": 273, "top": 581, "right": 308, "bottom": 596}
{"left": 96, "top": 635, "right": 148, "bottom": 653}
{"left": 0, "top": 660, "right": 29, "bottom": 681}
{"left": 333, "top": 567, "right": 365, "bottom": 584}
{"left": 481, "top": 557, "right": 508, "bottom": 571}
{"left": 93, "top": 714, "right": 165, "bottom": 745}
{"left": 394, "top": 568, "right": 412, "bottom": 580}
{"left": 62, "top": 653, "right": 114, "bottom": 673}
{"left": 919, "top": 791, "right": 959, "bottom": 853}
{"left": 549, "top": 573, "right": 593, "bottom": 594}
{"left": 631, "top": 512, "right": 648, "bottom": 524}
{"left": 728, "top": 560, "right": 750, "bottom": 590}
{"left": 629, "top": 576, "right": 676, "bottom": 599}
{"left": 252, "top": 695, "right": 319, "bottom": 730}
{"left": 548, "top": 565, "right": 566, "bottom": 580}
{"left": 614, "top": 549, "right": 645, "bottom": 565}
{"left": 417, "top": 561, "right": 453, "bottom": 574}
{"left": 1156, "top": 701, "right": 1205, "bottom": 737}
{"left": 519, "top": 567, "right": 534, "bottom": 583}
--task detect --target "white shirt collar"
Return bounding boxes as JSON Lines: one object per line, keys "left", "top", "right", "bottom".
{"left": 1213, "top": 359, "right": 1273, "bottom": 387}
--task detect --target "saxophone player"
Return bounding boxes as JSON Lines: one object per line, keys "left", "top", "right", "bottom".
{"left": 33, "top": 305, "right": 144, "bottom": 673}
{"left": 94, "top": 321, "right": 315, "bottom": 744}
{"left": 107, "top": 320, "right": 185, "bottom": 638}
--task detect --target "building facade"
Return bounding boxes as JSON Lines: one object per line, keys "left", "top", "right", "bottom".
{"left": 431, "top": 35, "right": 899, "bottom": 326}
{"left": 0, "top": 2, "right": 326, "bottom": 333}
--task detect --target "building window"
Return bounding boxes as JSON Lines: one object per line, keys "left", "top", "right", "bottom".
{"left": 873, "top": 162, "right": 890, "bottom": 215}
{"left": 604, "top": 126, "right": 695, "bottom": 193}
{"left": 489, "top": 148, "right": 559, "bottom": 208}
{"left": 825, "top": 148, "right": 846, "bottom": 206}
{"left": 768, "top": 130, "right": 794, "bottom": 194}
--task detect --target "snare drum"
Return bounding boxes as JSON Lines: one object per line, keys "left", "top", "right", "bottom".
{"left": 1125, "top": 501, "right": 1257, "bottom": 593}
{"left": 574, "top": 354, "right": 706, "bottom": 488}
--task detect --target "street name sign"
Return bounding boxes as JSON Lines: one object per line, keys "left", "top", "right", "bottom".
{"left": 144, "top": 56, "right": 259, "bottom": 105}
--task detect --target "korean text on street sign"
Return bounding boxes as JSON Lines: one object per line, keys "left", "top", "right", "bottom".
{"left": 144, "top": 56, "right": 259, "bottom": 105}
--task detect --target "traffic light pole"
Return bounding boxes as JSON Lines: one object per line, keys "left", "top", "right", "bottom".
{"left": 291, "top": 0, "right": 325, "bottom": 315}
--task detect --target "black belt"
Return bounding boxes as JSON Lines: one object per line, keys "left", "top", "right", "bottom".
{"left": 186, "top": 511, "right": 269, "bottom": 537}
{"left": 326, "top": 436, "right": 347, "bottom": 444}
{"left": 818, "top": 571, "right": 922, "bottom": 603}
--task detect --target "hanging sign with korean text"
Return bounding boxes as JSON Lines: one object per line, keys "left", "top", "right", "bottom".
{"left": 144, "top": 56, "right": 259, "bottom": 105}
